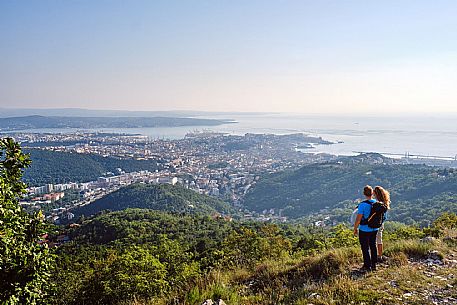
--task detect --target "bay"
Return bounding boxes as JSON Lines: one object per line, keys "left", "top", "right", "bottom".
{"left": 6, "top": 113, "right": 457, "bottom": 158}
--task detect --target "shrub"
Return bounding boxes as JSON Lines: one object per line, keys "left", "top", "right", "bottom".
{"left": 385, "top": 224, "right": 425, "bottom": 241}
{"left": 426, "top": 212, "right": 457, "bottom": 238}
{"left": 221, "top": 225, "right": 291, "bottom": 268}
{"left": 328, "top": 224, "right": 358, "bottom": 248}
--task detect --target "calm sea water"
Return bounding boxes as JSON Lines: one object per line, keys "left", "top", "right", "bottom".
{"left": 8, "top": 113, "right": 457, "bottom": 158}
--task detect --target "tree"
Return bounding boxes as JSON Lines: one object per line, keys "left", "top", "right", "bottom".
{"left": 0, "top": 138, "right": 54, "bottom": 304}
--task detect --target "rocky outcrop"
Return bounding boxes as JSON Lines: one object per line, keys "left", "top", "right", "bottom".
{"left": 201, "top": 299, "right": 227, "bottom": 305}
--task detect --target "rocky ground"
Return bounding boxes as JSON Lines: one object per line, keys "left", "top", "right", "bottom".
{"left": 238, "top": 238, "right": 457, "bottom": 305}
{"left": 343, "top": 247, "right": 457, "bottom": 305}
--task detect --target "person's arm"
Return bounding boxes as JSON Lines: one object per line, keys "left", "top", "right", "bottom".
{"left": 353, "top": 214, "right": 363, "bottom": 236}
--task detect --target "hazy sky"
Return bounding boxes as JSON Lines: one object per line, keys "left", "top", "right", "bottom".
{"left": 1, "top": 1, "right": 457, "bottom": 113}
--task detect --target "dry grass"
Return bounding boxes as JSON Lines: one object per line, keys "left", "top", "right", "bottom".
{"left": 291, "top": 262, "right": 457, "bottom": 305}
{"left": 124, "top": 239, "right": 457, "bottom": 305}
{"left": 384, "top": 238, "right": 447, "bottom": 259}
{"left": 388, "top": 251, "right": 409, "bottom": 266}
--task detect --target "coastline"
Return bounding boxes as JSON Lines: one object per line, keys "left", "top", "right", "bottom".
{"left": 2, "top": 113, "right": 457, "bottom": 163}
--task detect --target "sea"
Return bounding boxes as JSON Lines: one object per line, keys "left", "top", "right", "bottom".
{"left": 6, "top": 113, "right": 457, "bottom": 159}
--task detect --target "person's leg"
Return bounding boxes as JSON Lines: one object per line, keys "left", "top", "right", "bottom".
{"left": 376, "top": 226, "right": 383, "bottom": 256}
{"left": 369, "top": 231, "right": 378, "bottom": 270}
{"left": 358, "top": 231, "right": 371, "bottom": 269}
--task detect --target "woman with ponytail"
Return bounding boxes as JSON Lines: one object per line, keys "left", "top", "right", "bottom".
{"left": 373, "top": 186, "right": 391, "bottom": 262}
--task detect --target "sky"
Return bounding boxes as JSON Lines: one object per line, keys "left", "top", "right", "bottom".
{"left": 1, "top": 0, "right": 457, "bottom": 114}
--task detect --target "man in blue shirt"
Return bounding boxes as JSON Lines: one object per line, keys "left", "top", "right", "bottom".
{"left": 353, "top": 185, "right": 378, "bottom": 271}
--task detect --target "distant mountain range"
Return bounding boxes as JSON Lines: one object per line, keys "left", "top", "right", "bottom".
{"left": 0, "top": 115, "right": 234, "bottom": 131}
{"left": 0, "top": 107, "right": 274, "bottom": 118}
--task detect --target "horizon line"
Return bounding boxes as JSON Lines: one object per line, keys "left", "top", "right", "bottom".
{"left": 1, "top": 106, "right": 457, "bottom": 117}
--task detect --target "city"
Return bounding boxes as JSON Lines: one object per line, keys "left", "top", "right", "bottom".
{"left": 14, "top": 131, "right": 338, "bottom": 223}
{"left": 3, "top": 1, "right": 457, "bottom": 303}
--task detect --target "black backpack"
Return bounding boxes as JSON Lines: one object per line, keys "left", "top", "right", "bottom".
{"left": 360, "top": 201, "right": 388, "bottom": 228}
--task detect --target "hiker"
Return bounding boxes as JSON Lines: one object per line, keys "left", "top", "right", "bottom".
{"left": 373, "top": 186, "right": 391, "bottom": 262}
{"left": 353, "top": 185, "right": 379, "bottom": 272}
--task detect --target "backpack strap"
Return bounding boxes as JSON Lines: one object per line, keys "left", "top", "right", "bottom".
{"left": 359, "top": 200, "right": 373, "bottom": 225}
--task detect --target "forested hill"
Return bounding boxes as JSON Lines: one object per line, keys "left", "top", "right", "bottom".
{"left": 23, "top": 149, "right": 159, "bottom": 185}
{"left": 67, "top": 208, "right": 240, "bottom": 245}
{"left": 72, "top": 183, "right": 235, "bottom": 217}
{"left": 50, "top": 208, "right": 457, "bottom": 305}
{"left": 243, "top": 158, "right": 457, "bottom": 225}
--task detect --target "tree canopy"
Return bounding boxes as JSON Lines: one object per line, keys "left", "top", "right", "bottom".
{"left": 0, "top": 138, "right": 54, "bottom": 304}
{"left": 71, "top": 183, "right": 235, "bottom": 219}
{"left": 244, "top": 160, "right": 457, "bottom": 224}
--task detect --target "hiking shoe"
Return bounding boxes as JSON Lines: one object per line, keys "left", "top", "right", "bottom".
{"left": 377, "top": 255, "right": 387, "bottom": 263}
{"left": 358, "top": 266, "right": 372, "bottom": 273}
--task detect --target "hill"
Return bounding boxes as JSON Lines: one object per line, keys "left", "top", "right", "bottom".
{"left": 71, "top": 183, "right": 235, "bottom": 217}
{"left": 51, "top": 208, "right": 303, "bottom": 304}
{"left": 0, "top": 107, "right": 266, "bottom": 118}
{"left": 49, "top": 209, "right": 457, "bottom": 305}
{"left": 23, "top": 148, "right": 160, "bottom": 185}
{"left": 0, "top": 115, "right": 233, "bottom": 131}
{"left": 243, "top": 156, "right": 457, "bottom": 225}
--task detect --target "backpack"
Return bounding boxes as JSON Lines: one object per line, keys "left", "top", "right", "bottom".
{"left": 360, "top": 201, "right": 388, "bottom": 228}
{"left": 350, "top": 206, "right": 358, "bottom": 226}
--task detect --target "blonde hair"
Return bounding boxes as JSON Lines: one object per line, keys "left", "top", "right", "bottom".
{"left": 374, "top": 186, "right": 390, "bottom": 209}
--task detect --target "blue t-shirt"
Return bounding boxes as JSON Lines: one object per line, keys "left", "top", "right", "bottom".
{"left": 358, "top": 199, "right": 379, "bottom": 232}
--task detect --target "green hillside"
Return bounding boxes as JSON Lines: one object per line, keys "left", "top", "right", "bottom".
{"left": 51, "top": 208, "right": 304, "bottom": 304}
{"left": 23, "top": 148, "right": 160, "bottom": 185}
{"left": 243, "top": 156, "right": 457, "bottom": 224}
{"left": 49, "top": 209, "right": 457, "bottom": 305}
{"left": 72, "top": 183, "right": 235, "bottom": 217}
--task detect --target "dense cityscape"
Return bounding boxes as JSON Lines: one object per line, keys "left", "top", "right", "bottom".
{"left": 9, "top": 129, "right": 457, "bottom": 227}
{"left": 12, "top": 131, "right": 337, "bottom": 223}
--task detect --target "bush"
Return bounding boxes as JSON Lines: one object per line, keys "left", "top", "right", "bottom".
{"left": 78, "top": 247, "right": 169, "bottom": 304}
{"left": 385, "top": 223, "right": 425, "bottom": 241}
{"left": 221, "top": 224, "right": 291, "bottom": 268}
{"left": 425, "top": 212, "right": 457, "bottom": 237}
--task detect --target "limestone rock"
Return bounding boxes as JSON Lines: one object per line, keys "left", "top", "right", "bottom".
{"left": 421, "top": 236, "right": 436, "bottom": 243}
{"left": 201, "top": 299, "right": 226, "bottom": 305}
